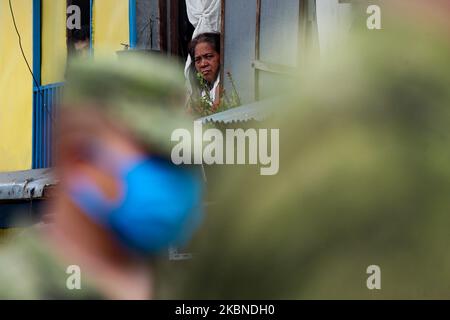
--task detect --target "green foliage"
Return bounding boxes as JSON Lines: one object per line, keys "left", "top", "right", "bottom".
{"left": 188, "top": 72, "right": 242, "bottom": 118}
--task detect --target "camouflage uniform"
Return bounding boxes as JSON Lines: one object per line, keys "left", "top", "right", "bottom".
{"left": 0, "top": 53, "right": 193, "bottom": 299}
{"left": 0, "top": 228, "right": 102, "bottom": 299}
{"left": 158, "top": 2, "right": 450, "bottom": 299}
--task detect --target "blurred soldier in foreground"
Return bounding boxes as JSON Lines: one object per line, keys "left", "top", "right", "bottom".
{"left": 159, "top": 0, "right": 450, "bottom": 299}
{"left": 0, "top": 55, "right": 203, "bottom": 299}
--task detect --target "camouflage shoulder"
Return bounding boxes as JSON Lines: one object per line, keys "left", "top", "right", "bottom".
{"left": 0, "top": 226, "right": 103, "bottom": 299}
{"left": 0, "top": 229, "right": 43, "bottom": 299}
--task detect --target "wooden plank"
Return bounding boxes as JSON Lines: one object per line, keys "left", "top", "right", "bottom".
{"left": 158, "top": 0, "right": 167, "bottom": 53}
{"left": 220, "top": 0, "right": 225, "bottom": 89}
{"left": 298, "top": 0, "right": 308, "bottom": 67}
{"left": 252, "top": 59, "right": 295, "bottom": 75}
{"left": 169, "top": 0, "right": 179, "bottom": 56}
{"left": 255, "top": 0, "right": 262, "bottom": 100}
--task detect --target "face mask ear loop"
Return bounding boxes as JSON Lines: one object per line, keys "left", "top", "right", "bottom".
{"left": 68, "top": 141, "right": 138, "bottom": 222}
{"left": 66, "top": 173, "right": 119, "bottom": 224}
{"left": 83, "top": 139, "right": 147, "bottom": 178}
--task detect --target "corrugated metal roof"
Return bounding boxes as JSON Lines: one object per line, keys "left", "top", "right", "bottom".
{"left": 0, "top": 169, "right": 57, "bottom": 201}
{"left": 199, "top": 99, "right": 275, "bottom": 124}
{"left": 0, "top": 100, "right": 275, "bottom": 200}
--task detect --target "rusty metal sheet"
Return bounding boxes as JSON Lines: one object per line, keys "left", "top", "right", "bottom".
{"left": 0, "top": 169, "right": 57, "bottom": 201}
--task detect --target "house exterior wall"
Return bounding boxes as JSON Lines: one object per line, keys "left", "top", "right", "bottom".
{"left": 93, "top": 0, "right": 130, "bottom": 56}
{"left": 223, "top": 0, "right": 257, "bottom": 105}
{"left": 42, "top": 0, "right": 67, "bottom": 85}
{"left": 0, "top": 0, "right": 33, "bottom": 172}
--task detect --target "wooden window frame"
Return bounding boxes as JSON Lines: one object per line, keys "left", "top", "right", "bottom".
{"left": 251, "top": 0, "right": 310, "bottom": 101}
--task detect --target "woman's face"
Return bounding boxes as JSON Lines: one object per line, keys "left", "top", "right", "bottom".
{"left": 194, "top": 42, "right": 220, "bottom": 84}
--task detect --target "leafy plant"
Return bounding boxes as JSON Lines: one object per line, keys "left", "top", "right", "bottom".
{"left": 188, "top": 71, "right": 241, "bottom": 118}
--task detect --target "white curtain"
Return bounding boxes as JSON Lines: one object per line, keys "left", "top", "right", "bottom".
{"left": 186, "top": 0, "right": 221, "bottom": 38}
{"left": 316, "top": 0, "right": 352, "bottom": 56}
{"left": 184, "top": 0, "right": 222, "bottom": 81}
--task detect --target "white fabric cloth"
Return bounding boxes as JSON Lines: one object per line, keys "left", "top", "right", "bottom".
{"left": 184, "top": 0, "right": 222, "bottom": 83}
{"left": 316, "top": 0, "right": 352, "bottom": 56}
{"left": 186, "top": 0, "right": 221, "bottom": 39}
{"left": 201, "top": 73, "right": 220, "bottom": 106}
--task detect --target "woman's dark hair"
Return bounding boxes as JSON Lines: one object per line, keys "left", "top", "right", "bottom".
{"left": 188, "top": 32, "right": 221, "bottom": 60}
{"left": 72, "top": 25, "right": 90, "bottom": 42}
{"left": 68, "top": 25, "right": 90, "bottom": 56}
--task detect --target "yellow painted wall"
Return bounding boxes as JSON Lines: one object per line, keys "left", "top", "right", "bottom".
{"left": 0, "top": 0, "right": 33, "bottom": 172}
{"left": 93, "top": 0, "right": 129, "bottom": 57}
{"left": 0, "top": 0, "right": 129, "bottom": 172}
{"left": 42, "top": 0, "right": 67, "bottom": 85}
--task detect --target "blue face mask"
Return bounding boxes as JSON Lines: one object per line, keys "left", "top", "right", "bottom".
{"left": 67, "top": 146, "right": 204, "bottom": 255}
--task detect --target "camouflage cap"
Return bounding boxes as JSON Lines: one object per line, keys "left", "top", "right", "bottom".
{"left": 63, "top": 53, "right": 193, "bottom": 157}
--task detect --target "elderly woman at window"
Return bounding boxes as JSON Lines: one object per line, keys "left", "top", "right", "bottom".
{"left": 187, "top": 32, "right": 221, "bottom": 114}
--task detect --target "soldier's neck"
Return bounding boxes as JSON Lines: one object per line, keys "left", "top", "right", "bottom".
{"left": 45, "top": 196, "right": 154, "bottom": 300}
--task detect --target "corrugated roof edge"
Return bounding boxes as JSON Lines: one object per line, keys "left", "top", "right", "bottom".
{"left": 0, "top": 169, "right": 57, "bottom": 201}
{"left": 0, "top": 100, "right": 276, "bottom": 200}
{"left": 198, "top": 99, "right": 276, "bottom": 124}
